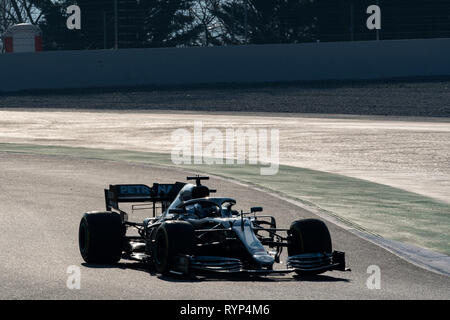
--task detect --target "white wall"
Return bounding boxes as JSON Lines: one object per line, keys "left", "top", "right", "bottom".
{"left": 13, "top": 34, "right": 36, "bottom": 53}
{"left": 1, "top": 38, "right": 450, "bottom": 92}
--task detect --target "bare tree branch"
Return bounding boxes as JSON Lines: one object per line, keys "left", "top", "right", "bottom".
{"left": 10, "top": 0, "right": 25, "bottom": 23}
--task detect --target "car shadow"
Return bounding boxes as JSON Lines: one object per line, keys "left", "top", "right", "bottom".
{"left": 82, "top": 261, "right": 159, "bottom": 276}
{"left": 292, "top": 274, "right": 350, "bottom": 283}
{"left": 81, "top": 262, "right": 350, "bottom": 283}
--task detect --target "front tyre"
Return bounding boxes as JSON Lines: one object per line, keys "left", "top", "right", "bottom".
{"left": 79, "top": 212, "right": 124, "bottom": 264}
{"left": 152, "top": 221, "right": 195, "bottom": 275}
{"left": 288, "top": 218, "right": 332, "bottom": 275}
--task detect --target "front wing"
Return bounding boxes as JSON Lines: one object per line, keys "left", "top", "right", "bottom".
{"left": 170, "top": 251, "right": 347, "bottom": 275}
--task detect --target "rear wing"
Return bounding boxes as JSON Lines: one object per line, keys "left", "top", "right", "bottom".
{"left": 105, "top": 182, "right": 186, "bottom": 211}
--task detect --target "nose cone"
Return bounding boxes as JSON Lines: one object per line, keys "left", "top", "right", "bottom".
{"left": 231, "top": 218, "right": 275, "bottom": 267}
{"left": 253, "top": 254, "right": 275, "bottom": 266}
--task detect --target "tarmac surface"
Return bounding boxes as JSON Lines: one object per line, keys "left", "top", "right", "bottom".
{"left": 0, "top": 152, "right": 448, "bottom": 299}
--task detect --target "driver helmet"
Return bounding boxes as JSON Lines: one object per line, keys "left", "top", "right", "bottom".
{"left": 193, "top": 203, "right": 206, "bottom": 218}
{"left": 194, "top": 202, "right": 219, "bottom": 218}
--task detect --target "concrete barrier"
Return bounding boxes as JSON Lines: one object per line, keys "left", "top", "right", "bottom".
{"left": 1, "top": 38, "right": 450, "bottom": 92}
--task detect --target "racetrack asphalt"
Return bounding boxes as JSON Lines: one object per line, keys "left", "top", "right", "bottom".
{"left": 0, "top": 152, "right": 449, "bottom": 299}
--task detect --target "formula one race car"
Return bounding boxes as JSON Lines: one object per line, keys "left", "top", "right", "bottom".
{"left": 78, "top": 176, "right": 347, "bottom": 276}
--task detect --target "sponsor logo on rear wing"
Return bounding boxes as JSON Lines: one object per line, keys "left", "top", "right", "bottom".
{"left": 105, "top": 182, "right": 185, "bottom": 211}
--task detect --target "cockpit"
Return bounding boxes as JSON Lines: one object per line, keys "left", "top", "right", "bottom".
{"left": 184, "top": 201, "right": 221, "bottom": 218}
{"left": 182, "top": 198, "right": 237, "bottom": 218}
{"left": 166, "top": 183, "right": 237, "bottom": 219}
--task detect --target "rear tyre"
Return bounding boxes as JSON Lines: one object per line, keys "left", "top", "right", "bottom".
{"left": 79, "top": 212, "right": 124, "bottom": 264}
{"left": 288, "top": 219, "right": 332, "bottom": 275}
{"left": 152, "top": 221, "right": 195, "bottom": 275}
